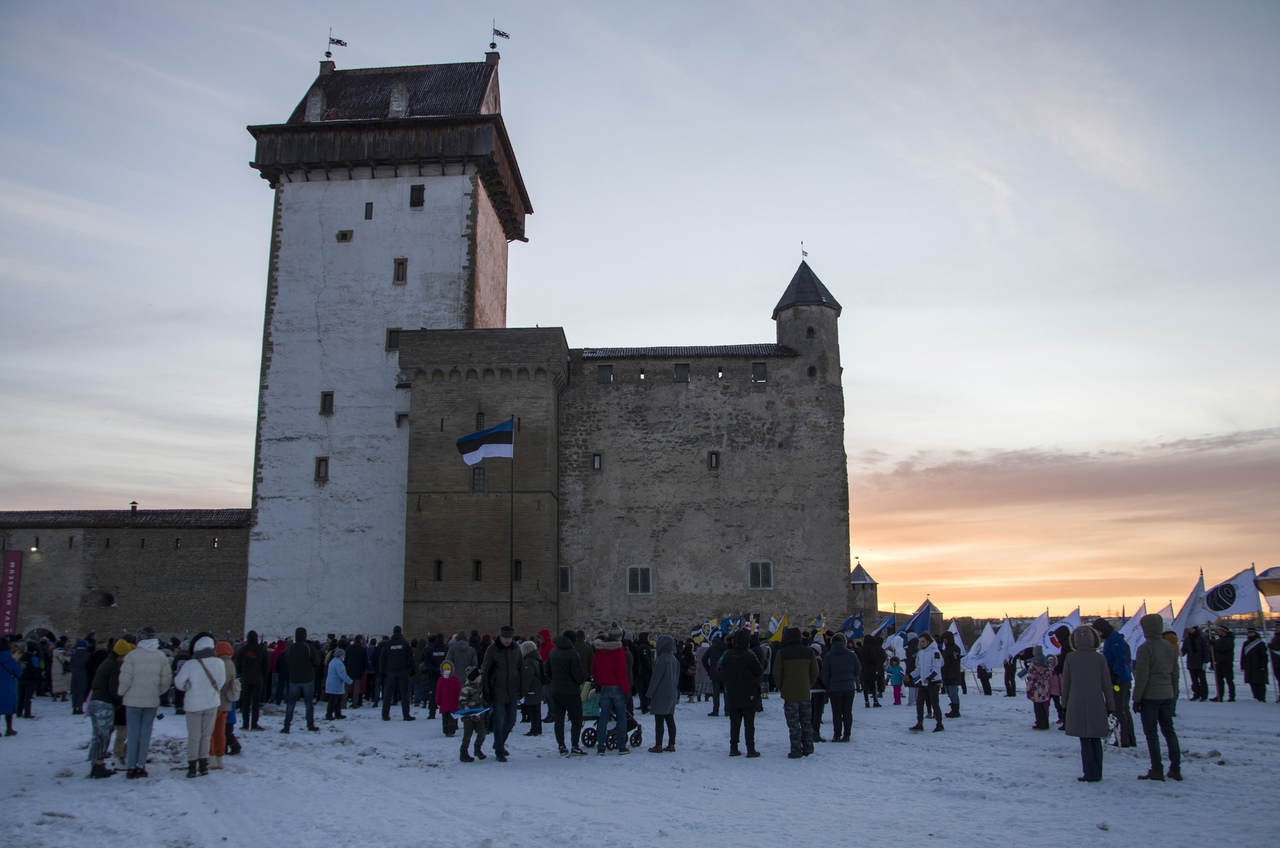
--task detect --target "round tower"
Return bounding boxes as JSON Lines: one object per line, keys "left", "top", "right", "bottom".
{"left": 772, "top": 260, "right": 842, "bottom": 385}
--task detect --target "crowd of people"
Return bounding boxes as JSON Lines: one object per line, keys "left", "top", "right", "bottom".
{"left": 1, "top": 618, "right": 1276, "bottom": 784}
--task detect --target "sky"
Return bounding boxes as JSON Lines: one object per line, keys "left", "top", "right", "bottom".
{"left": 0, "top": 0, "right": 1276, "bottom": 618}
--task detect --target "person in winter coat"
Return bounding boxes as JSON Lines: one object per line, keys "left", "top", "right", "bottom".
{"left": 1092, "top": 617, "right": 1135, "bottom": 747}
{"left": 69, "top": 640, "right": 92, "bottom": 714}
{"left": 117, "top": 626, "right": 173, "bottom": 778}
{"left": 591, "top": 623, "right": 632, "bottom": 756}
{"left": 0, "top": 638, "right": 22, "bottom": 738}
{"left": 1208, "top": 625, "right": 1236, "bottom": 701}
{"left": 857, "top": 635, "right": 884, "bottom": 708}
{"left": 911, "top": 632, "right": 945, "bottom": 733}
{"left": 1240, "top": 628, "right": 1269, "bottom": 702}
{"left": 83, "top": 636, "right": 130, "bottom": 777}
{"left": 481, "top": 625, "right": 528, "bottom": 761}
{"left": 888, "top": 657, "right": 907, "bottom": 703}
{"left": 678, "top": 641, "right": 697, "bottom": 702}
{"left": 173, "top": 634, "right": 226, "bottom": 777}
{"left": 702, "top": 633, "right": 727, "bottom": 716}
{"left": 1023, "top": 648, "right": 1053, "bottom": 731}
{"left": 378, "top": 625, "right": 415, "bottom": 722}
{"left": 15, "top": 640, "right": 41, "bottom": 718}
{"left": 457, "top": 665, "right": 488, "bottom": 762}
{"left": 420, "top": 633, "right": 446, "bottom": 718}
{"left": 721, "top": 629, "right": 764, "bottom": 757}
{"left": 1048, "top": 624, "right": 1073, "bottom": 726}
{"left": 633, "top": 632, "right": 655, "bottom": 714}
{"left": 547, "top": 631, "right": 587, "bottom": 755}
{"left": 773, "top": 627, "right": 819, "bottom": 758}
{"left": 435, "top": 660, "right": 461, "bottom": 737}
{"left": 50, "top": 642, "right": 72, "bottom": 703}
{"left": 519, "top": 640, "right": 545, "bottom": 736}
{"left": 444, "top": 630, "right": 477, "bottom": 681}
{"left": 1181, "top": 625, "right": 1210, "bottom": 702}
{"left": 324, "top": 647, "right": 353, "bottom": 720}
{"left": 282, "top": 627, "right": 323, "bottom": 733}
{"left": 939, "top": 631, "right": 964, "bottom": 718}
{"left": 975, "top": 663, "right": 992, "bottom": 696}
{"left": 234, "top": 630, "right": 270, "bottom": 730}
{"left": 821, "top": 633, "right": 862, "bottom": 742}
{"left": 1132, "top": 613, "right": 1180, "bottom": 781}
{"left": 645, "top": 634, "right": 680, "bottom": 753}
{"left": 1061, "top": 625, "right": 1115, "bottom": 782}
{"left": 210, "top": 641, "right": 241, "bottom": 769}
{"left": 1003, "top": 654, "right": 1018, "bottom": 697}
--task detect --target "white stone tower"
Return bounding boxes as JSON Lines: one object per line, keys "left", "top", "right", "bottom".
{"left": 244, "top": 54, "right": 531, "bottom": 635}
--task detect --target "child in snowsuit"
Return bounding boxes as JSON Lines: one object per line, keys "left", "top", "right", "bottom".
{"left": 435, "top": 661, "right": 461, "bottom": 737}
{"left": 887, "top": 657, "right": 906, "bottom": 705}
{"left": 1024, "top": 649, "right": 1053, "bottom": 730}
{"left": 458, "top": 666, "right": 488, "bottom": 762}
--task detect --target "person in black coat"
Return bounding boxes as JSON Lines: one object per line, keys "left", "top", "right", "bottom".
{"left": 1240, "top": 628, "right": 1269, "bottom": 702}
{"left": 235, "top": 630, "right": 271, "bottom": 730}
{"left": 702, "top": 634, "right": 727, "bottom": 716}
{"left": 1180, "top": 626, "right": 1209, "bottom": 702}
{"left": 859, "top": 635, "right": 885, "bottom": 707}
{"left": 820, "top": 633, "right": 861, "bottom": 742}
{"left": 69, "top": 640, "right": 92, "bottom": 715}
{"left": 547, "top": 631, "right": 587, "bottom": 755}
{"left": 633, "top": 633, "right": 655, "bottom": 714}
{"left": 378, "top": 626, "right": 415, "bottom": 721}
{"left": 939, "top": 631, "right": 964, "bottom": 718}
{"left": 1003, "top": 654, "right": 1019, "bottom": 697}
{"left": 1209, "top": 625, "right": 1236, "bottom": 701}
{"left": 344, "top": 635, "right": 369, "bottom": 708}
{"left": 420, "top": 634, "right": 447, "bottom": 718}
{"left": 722, "top": 630, "right": 764, "bottom": 757}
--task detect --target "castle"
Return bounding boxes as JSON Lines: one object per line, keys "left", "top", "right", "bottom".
{"left": 0, "top": 53, "right": 873, "bottom": 640}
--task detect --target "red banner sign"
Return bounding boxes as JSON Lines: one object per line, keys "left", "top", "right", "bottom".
{"left": 1, "top": 551, "right": 21, "bottom": 634}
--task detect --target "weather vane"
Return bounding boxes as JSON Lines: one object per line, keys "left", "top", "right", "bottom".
{"left": 490, "top": 20, "right": 510, "bottom": 50}
{"left": 325, "top": 28, "right": 347, "bottom": 59}
{"left": 801, "top": 240, "right": 809, "bottom": 259}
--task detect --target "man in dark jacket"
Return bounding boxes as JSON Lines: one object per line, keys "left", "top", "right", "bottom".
{"left": 939, "top": 631, "right": 964, "bottom": 718}
{"left": 235, "top": 630, "right": 271, "bottom": 730}
{"left": 1209, "top": 625, "right": 1236, "bottom": 701}
{"left": 344, "top": 635, "right": 368, "bottom": 708}
{"left": 379, "top": 626, "right": 415, "bottom": 722}
{"left": 282, "top": 627, "right": 322, "bottom": 733}
{"left": 1093, "top": 617, "right": 1135, "bottom": 747}
{"left": 420, "top": 634, "right": 447, "bottom": 718}
{"left": 858, "top": 635, "right": 885, "bottom": 708}
{"left": 69, "top": 640, "right": 92, "bottom": 715}
{"left": 1180, "top": 626, "right": 1209, "bottom": 702}
{"left": 702, "top": 633, "right": 727, "bottom": 716}
{"left": 633, "top": 633, "right": 655, "bottom": 714}
{"left": 481, "top": 625, "right": 527, "bottom": 761}
{"left": 820, "top": 632, "right": 861, "bottom": 742}
{"left": 547, "top": 631, "right": 587, "bottom": 755}
{"left": 1240, "top": 627, "right": 1269, "bottom": 702}
{"left": 722, "top": 630, "right": 764, "bottom": 757}
{"left": 772, "top": 627, "right": 819, "bottom": 758}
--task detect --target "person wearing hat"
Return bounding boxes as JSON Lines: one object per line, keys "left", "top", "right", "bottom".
{"left": 325, "top": 647, "right": 353, "bottom": 720}
{"left": 83, "top": 635, "right": 132, "bottom": 776}
{"left": 435, "top": 660, "right": 462, "bottom": 736}
{"left": 1208, "top": 625, "right": 1236, "bottom": 701}
{"left": 1092, "top": 617, "right": 1135, "bottom": 747}
{"left": 820, "top": 632, "right": 861, "bottom": 743}
{"left": 173, "top": 633, "right": 226, "bottom": 777}
{"left": 773, "top": 626, "right": 820, "bottom": 757}
{"left": 1061, "top": 624, "right": 1115, "bottom": 782}
{"left": 210, "top": 641, "right": 241, "bottom": 769}
{"left": 481, "top": 625, "right": 528, "bottom": 761}
{"left": 117, "top": 626, "right": 173, "bottom": 778}
{"left": 379, "top": 625, "right": 415, "bottom": 722}
{"left": 591, "top": 623, "right": 632, "bottom": 755}
{"left": 722, "top": 629, "right": 764, "bottom": 757}
{"left": 1180, "top": 624, "right": 1210, "bottom": 702}
{"left": 1240, "top": 627, "right": 1269, "bottom": 702}
{"left": 457, "top": 665, "right": 488, "bottom": 762}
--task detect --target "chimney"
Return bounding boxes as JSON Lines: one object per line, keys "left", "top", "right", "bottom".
{"left": 129, "top": 501, "right": 138, "bottom": 513}
{"left": 320, "top": 60, "right": 336, "bottom": 75}
{"left": 485, "top": 51, "right": 500, "bottom": 65}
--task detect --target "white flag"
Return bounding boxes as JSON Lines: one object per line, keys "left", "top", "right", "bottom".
{"left": 1119, "top": 602, "right": 1148, "bottom": 661}
{"left": 947, "top": 620, "right": 968, "bottom": 656}
{"left": 1042, "top": 608, "right": 1081, "bottom": 655}
{"left": 963, "top": 621, "right": 996, "bottom": 670}
{"left": 1204, "top": 567, "right": 1263, "bottom": 618}
{"left": 1255, "top": 566, "right": 1280, "bottom": 614}
{"left": 1172, "top": 575, "right": 1213, "bottom": 638}
{"left": 1010, "top": 611, "right": 1051, "bottom": 658}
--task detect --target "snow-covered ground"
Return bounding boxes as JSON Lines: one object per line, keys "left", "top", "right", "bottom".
{"left": 2, "top": 687, "right": 1275, "bottom": 847}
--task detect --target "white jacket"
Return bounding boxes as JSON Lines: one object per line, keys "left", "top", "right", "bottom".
{"left": 118, "top": 639, "right": 174, "bottom": 708}
{"left": 915, "top": 642, "right": 943, "bottom": 686}
{"left": 173, "top": 637, "right": 226, "bottom": 712}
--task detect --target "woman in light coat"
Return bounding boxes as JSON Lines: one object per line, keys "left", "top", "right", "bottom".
{"left": 646, "top": 635, "right": 680, "bottom": 752}
{"left": 325, "top": 648, "right": 353, "bottom": 720}
{"left": 1061, "top": 625, "right": 1115, "bottom": 782}
{"left": 173, "top": 634, "right": 225, "bottom": 777}
{"left": 209, "top": 641, "right": 240, "bottom": 770}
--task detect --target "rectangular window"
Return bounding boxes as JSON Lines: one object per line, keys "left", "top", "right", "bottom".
{"left": 212, "top": 537, "right": 218, "bottom": 549}
{"left": 409, "top": 184, "right": 425, "bottom": 207}
{"left": 597, "top": 364, "right": 613, "bottom": 383}
{"left": 751, "top": 362, "right": 767, "bottom": 383}
{"left": 386, "top": 328, "right": 400, "bottom": 350}
{"left": 475, "top": 413, "right": 485, "bottom": 430}
{"left": 320, "top": 392, "right": 334, "bottom": 415}
{"left": 393, "top": 257, "right": 408, "bottom": 284}
{"left": 592, "top": 453, "right": 602, "bottom": 471}
{"left": 749, "top": 560, "right": 774, "bottom": 590}
{"left": 627, "top": 565, "right": 652, "bottom": 595}
{"left": 315, "top": 456, "right": 330, "bottom": 481}
{"left": 473, "top": 560, "right": 483, "bottom": 582}
{"left": 708, "top": 451, "right": 720, "bottom": 469}
{"left": 174, "top": 538, "right": 181, "bottom": 550}
{"left": 434, "top": 560, "right": 444, "bottom": 581}
{"left": 558, "top": 566, "right": 571, "bottom": 594}
{"left": 335, "top": 230, "right": 353, "bottom": 242}
{"left": 472, "top": 467, "right": 486, "bottom": 492}
{"left": 364, "top": 202, "right": 374, "bottom": 220}
{"left": 674, "top": 363, "right": 690, "bottom": 382}
{"left": 140, "top": 537, "right": 145, "bottom": 550}
{"left": 513, "top": 559, "right": 523, "bottom": 582}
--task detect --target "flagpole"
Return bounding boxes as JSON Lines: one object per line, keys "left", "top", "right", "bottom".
{"left": 509, "top": 415, "right": 515, "bottom": 628}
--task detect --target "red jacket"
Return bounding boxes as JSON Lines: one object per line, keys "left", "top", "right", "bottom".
{"left": 537, "top": 629, "right": 554, "bottom": 664}
{"left": 435, "top": 673, "right": 461, "bottom": 713}
{"left": 591, "top": 640, "right": 629, "bottom": 693}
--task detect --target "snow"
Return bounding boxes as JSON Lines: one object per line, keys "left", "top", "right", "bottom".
{"left": 2, "top": 688, "right": 1275, "bottom": 847}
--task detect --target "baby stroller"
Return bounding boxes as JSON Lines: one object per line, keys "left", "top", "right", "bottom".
{"left": 579, "top": 685, "right": 643, "bottom": 750}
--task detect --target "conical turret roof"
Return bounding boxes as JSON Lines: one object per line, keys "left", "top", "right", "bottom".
{"left": 772, "top": 261, "right": 842, "bottom": 320}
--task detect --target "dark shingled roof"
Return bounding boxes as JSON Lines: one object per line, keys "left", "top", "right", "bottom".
{"left": 849, "top": 564, "right": 877, "bottom": 585}
{"left": 580, "top": 345, "right": 797, "bottom": 360}
{"left": 286, "top": 62, "right": 497, "bottom": 124}
{"left": 0, "top": 510, "right": 251, "bottom": 530}
{"left": 772, "top": 261, "right": 842, "bottom": 319}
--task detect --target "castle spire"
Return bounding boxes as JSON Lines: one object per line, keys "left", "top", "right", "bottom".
{"left": 772, "top": 260, "right": 842, "bottom": 320}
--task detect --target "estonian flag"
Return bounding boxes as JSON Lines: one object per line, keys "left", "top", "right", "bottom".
{"left": 457, "top": 419, "right": 514, "bottom": 466}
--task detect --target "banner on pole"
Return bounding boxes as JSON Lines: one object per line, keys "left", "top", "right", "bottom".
{"left": 1, "top": 551, "right": 22, "bottom": 633}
